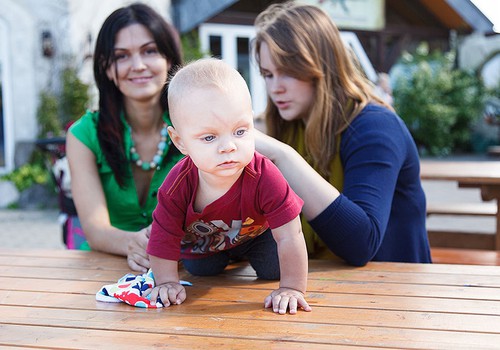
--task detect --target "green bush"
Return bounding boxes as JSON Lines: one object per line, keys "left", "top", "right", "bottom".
{"left": 393, "top": 43, "right": 485, "bottom": 156}
{"left": 1, "top": 163, "right": 50, "bottom": 192}
{"left": 181, "top": 30, "right": 206, "bottom": 61}
{"left": 37, "top": 91, "right": 62, "bottom": 138}
{"left": 37, "top": 64, "right": 90, "bottom": 138}
{"left": 60, "top": 66, "right": 90, "bottom": 126}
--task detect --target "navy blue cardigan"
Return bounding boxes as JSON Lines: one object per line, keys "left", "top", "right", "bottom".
{"left": 309, "top": 104, "right": 431, "bottom": 265}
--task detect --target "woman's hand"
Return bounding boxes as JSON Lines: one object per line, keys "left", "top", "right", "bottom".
{"left": 254, "top": 129, "right": 285, "bottom": 162}
{"left": 127, "top": 226, "right": 151, "bottom": 272}
{"left": 254, "top": 129, "right": 340, "bottom": 220}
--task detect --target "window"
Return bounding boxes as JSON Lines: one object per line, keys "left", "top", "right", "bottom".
{"left": 199, "top": 24, "right": 266, "bottom": 115}
{"left": 0, "top": 19, "right": 9, "bottom": 172}
{"left": 199, "top": 24, "right": 377, "bottom": 116}
{"left": 0, "top": 64, "right": 4, "bottom": 168}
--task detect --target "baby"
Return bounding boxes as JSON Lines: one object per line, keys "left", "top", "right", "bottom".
{"left": 147, "top": 58, "right": 311, "bottom": 314}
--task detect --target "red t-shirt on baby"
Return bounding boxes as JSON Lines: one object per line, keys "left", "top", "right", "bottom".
{"left": 147, "top": 151, "right": 303, "bottom": 260}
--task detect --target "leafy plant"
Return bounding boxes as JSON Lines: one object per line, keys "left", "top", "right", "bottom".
{"left": 1, "top": 163, "right": 50, "bottom": 192}
{"left": 31, "top": 63, "right": 89, "bottom": 198}
{"left": 393, "top": 43, "right": 485, "bottom": 156}
{"left": 37, "top": 64, "right": 90, "bottom": 138}
{"left": 181, "top": 30, "right": 206, "bottom": 61}
{"left": 37, "top": 91, "right": 62, "bottom": 138}
{"left": 60, "top": 66, "right": 90, "bottom": 127}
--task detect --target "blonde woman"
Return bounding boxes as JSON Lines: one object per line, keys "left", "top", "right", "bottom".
{"left": 253, "top": 2, "right": 431, "bottom": 265}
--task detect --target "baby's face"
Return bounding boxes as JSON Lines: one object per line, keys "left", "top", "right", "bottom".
{"left": 170, "top": 85, "right": 255, "bottom": 180}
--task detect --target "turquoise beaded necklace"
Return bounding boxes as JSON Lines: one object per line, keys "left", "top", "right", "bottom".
{"left": 128, "top": 122, "right": 170, "bottom": 171}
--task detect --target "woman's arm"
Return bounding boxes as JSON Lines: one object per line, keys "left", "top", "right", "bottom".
{"left": 256, "top": 110, "right": 410, "bottom": 266}
{"left": 255, "top": 130, "right": 340, "bottom": 220}
{"left": 66, "top": 132, "right": 150, "bottom": 272}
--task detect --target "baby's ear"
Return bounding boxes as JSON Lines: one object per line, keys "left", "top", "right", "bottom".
{"left": 168, "top": 126, "right": 187, "bottom": 155}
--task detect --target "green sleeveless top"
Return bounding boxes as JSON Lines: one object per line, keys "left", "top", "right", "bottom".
{"left": 69, "top": 110, "right": 184, "bottom": 232}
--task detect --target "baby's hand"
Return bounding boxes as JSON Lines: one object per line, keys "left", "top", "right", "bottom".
{"left": 147, "top": 282, "right": 186, "bottom": 307}
{"left": 264, "top": 287, "right": 312, "bottom": 315}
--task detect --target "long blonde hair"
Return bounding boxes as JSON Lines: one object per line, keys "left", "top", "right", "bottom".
{"left": 253, "top": 1, "right": 391, "bottom": 176}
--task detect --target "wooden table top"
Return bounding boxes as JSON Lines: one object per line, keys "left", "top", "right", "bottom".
{"left": 420, "top": 160, "right": 500, "bottom": 184}
{"left": 1, "top": 249, "right": 500, "bottom": 349}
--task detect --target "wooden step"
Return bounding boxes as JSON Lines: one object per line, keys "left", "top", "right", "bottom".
{"left": 427, "top": 230, "right": 495, "bottom": 250}
{"left": 427, "top": 202, "right": 497, "bottom": 217}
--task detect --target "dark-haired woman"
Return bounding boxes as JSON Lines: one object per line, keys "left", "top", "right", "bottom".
{"left": 66, "top": 3, "right": 183, "bottom": 272}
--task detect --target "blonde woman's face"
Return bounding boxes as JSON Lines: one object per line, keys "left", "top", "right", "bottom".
{"left": 259, "top": 42, "right": 314, "bottom": 122}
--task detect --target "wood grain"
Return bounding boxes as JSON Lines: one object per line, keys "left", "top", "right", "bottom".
{"left": 1, "top": 249, "right": 499, "bottom": 349}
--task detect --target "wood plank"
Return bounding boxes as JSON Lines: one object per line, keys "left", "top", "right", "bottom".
{"left": 0, "top": 248, "right": 123, "bottom": 261}
{"left": 0, "top": 265, "right": 500, "bottom": 300}
{"left": 2, "top": 285, "right": 500, "bottom": 316}
{"left": 0, "top": 324, "right": 341, "bottom": 350}
{"left": 1, "top": 273, "right": 500, "bottom": 301}
{"left": 1, "top": 311, "right": 499, "bottom": 349}
{"left": 0, "top": 255, "right": 129, "bottom": 270}
{"left": 4, "top": 261, "right": 500, "bottom": 288}
{"left": 427, "top": 230, "right": 495, "bottom": 250}
{"left": 2, "top": 276, "right": 500, "bottom": 315}
{"left": 420, "top": 161, "right": 500, "bottom": 185}
{"left": 432, "top": 248, "right": 500, "bottom": 265}
{"left": 306, "top": 268, "right": 500, "bottom": 287}
{"left": 2, "top": 296, "right": 500, "bottom": 333}
{"left": 426, "top": 202, "right": 497, "bottom": 216}
{"left": 3, "top": 250, "right": 500, "bottom": 276}
{"left": 1, "top": 250, "right": 500, "bottom": 349}
{"left": 307, "top": 259, "right": 500, "bottom": 276}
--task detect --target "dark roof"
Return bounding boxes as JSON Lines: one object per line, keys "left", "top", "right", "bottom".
{"left": 173, "top": 0, "right": 494, "bottom": 34}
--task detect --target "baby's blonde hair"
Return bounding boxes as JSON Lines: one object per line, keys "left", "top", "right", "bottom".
{"left": 168, "top": 58, "right": 251, "bottom": 125}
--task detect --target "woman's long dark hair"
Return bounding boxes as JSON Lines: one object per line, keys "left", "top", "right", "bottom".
{"left": 93, "top": 3, "right": 182, "bottom": 187}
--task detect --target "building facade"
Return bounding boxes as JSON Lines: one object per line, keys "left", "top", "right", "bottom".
{"left": 0, "top": 0, "right": 171, "bottom": 174}
{"left": 0, "top": 0, "right": 495, "bottom": 174}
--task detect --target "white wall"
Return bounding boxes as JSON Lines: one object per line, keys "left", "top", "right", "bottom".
{"left": 459, "top": 32, "right": 500, "bottom": 88}
{"left": 0, "top": 0, "right": 172, "bottom": 173}
{"left": 67, "top": 0, "right": 171, "bottom": 92}
{"left": 0, "top": 0, "right": 39, "bottom": 172}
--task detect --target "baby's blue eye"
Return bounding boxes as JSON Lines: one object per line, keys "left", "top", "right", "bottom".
{"left": 204, "top": 135, "right": 215, "bottom": 142}
{"left": 236, "top": 129, "right": 246, "bottom": 136}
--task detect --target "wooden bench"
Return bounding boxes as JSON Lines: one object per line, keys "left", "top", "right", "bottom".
{"left": 426, "top": 202, "right": 497, "bottom": 250}
{"left": 427, "top": 230, "right": 495, "bottom": 250}
{"left": 431, "top": 247, "right": 500, "bottom": 265}
{"left": 426, "top": 202, "right": 497, "bottom": 217}
{"left": 488, "top": 145, "right": 500, "bottom": 158}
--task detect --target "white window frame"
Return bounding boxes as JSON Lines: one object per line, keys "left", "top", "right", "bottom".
{"left": 0, "top": 19, "right": 14, "bottom": 174}
{"left": 198, "top": 24, "right": 378, "bottom": 116}
{"left": 339, "top": 31, "right": 378, "bottom": 82}
{"left": 199, "top": 23, "right": 267, "bottom": 115}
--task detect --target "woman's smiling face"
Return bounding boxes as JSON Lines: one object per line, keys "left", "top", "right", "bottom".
{"left": 107, "top": 23, "right": 170, "bottom": 104}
